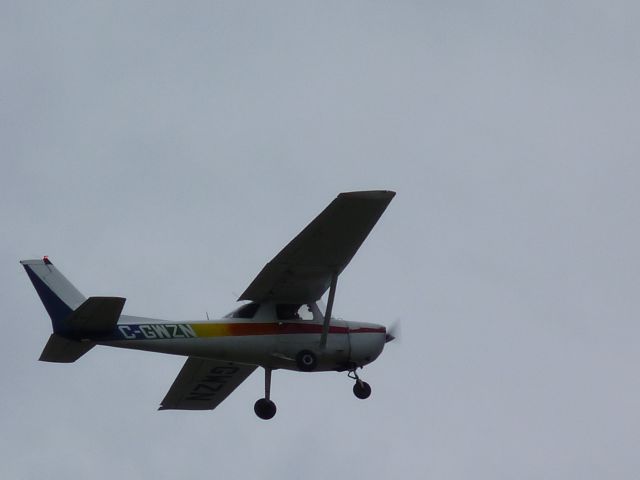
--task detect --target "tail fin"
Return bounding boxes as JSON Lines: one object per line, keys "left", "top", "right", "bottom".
{"left": 20, "top": 257, "right": 86, "bottom": 334}
{"left": 21, "top": 258, "right": 126, "bottom": 362}
{"left": 20, "top": 258, "right": 86, "bottom": 334}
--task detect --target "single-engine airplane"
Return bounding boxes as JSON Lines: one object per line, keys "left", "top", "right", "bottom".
{"left": 21, "top": 190, "right": 395, "bottom": 419}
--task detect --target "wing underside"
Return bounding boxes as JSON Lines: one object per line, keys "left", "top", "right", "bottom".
{"left": 159, "top": 357, "right": 256, "bottom": 411}
{"left": 239, "top": 190, "right": 395, "bottom": 304}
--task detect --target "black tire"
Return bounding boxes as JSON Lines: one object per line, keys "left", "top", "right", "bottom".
{"left": 296, "top": 350, "right": 318, "bottom": 372}
{"left": 353, "top": 381, "right": 371, "bottom": 399}
{"left": 254, "top": 398, "right": 277, "bottom": 420}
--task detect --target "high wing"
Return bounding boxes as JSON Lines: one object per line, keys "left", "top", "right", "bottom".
{"left": 159, "top": 357, "right": 256, "bottom": 411}
{"left": 239, "top": 190, "right": 395, "bottom": 304}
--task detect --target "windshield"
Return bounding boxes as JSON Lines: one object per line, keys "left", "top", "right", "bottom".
{"left": 224, "top": 302, "right": 260, "bottom": 319}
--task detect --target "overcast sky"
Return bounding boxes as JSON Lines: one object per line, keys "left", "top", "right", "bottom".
{"left": 2, "top": 1, "right": 640, "bottom": 478}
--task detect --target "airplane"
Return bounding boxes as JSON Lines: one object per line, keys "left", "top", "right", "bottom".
{"left": 21, "top": 190, "right": 396, "bottom": 419}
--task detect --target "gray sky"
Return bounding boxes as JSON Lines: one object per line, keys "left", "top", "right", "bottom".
{"left": 2, "top": 1, "right": 640, "bottom": 478}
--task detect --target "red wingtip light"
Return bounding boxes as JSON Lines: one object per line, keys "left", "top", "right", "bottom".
{"left": 43, "top": 256, "right": 52, "bottom": 265}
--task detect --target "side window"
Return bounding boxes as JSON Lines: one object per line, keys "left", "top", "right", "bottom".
{"left": 276, "top": 304, "right": 315, "bottom": 321}
{"left": 276, "top": 304, "right": 301, "bottom": 320}
{"left": 299, "top": 304, "right": 315, "bottom": 321}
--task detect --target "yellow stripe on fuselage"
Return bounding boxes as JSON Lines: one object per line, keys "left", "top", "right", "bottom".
{"left": 190, "top": 323, "right": 233, "bottom": 337}
{"left": 188, "top": 323, "right": 316, "bottom": 338}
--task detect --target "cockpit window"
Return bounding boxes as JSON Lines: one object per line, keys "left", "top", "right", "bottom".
{"left": 225, "top": 302, "right": 260, "bottom": 319}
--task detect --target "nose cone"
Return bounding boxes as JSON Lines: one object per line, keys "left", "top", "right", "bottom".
{"left": 348, "top": 322, "right": 387, "bottom": 367}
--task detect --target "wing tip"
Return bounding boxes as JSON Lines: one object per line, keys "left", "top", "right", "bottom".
{"left": 338, "top": 190, "right": 396, "bottom": 200}
{"left": 20, "top": 259, "right": 43, "bottom": 266}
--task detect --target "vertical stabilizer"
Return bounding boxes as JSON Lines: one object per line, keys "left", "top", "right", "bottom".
{"left": 20, "top": 258, "right": 86, "bottom": 334}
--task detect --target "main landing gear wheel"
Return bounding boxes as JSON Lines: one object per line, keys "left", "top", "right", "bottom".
{"left": 353, "top": 380, "right": 371, "bottom": 399}
{"left": 348, "top": 369, "right": 372, "bottom": 399}
{"left": 255, "top": 367, "right": 277, "bottom": 420}
{"left": 254, "top": 398, "right": 277, "bottom": 420}
{"left": 296, "top": 350, "right": 318, "bottom": 372}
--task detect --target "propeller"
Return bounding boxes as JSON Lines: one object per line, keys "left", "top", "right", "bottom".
{"left": 385, "top": 320, "right": 401, "bottom": 344}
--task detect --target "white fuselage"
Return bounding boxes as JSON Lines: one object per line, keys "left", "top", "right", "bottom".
{"left": 98, "top": 315, "right": 387, "bottom": 372}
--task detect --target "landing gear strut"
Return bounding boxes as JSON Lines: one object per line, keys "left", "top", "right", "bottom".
{"left": 254, "top": 368, "right": 276, "bottom": 420}
{"left": 348, "top": 369, "right": 371, "bottom": 399}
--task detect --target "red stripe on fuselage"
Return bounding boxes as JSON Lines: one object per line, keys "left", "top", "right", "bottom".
{"left": 223, "top": 324, "right": 383, "bottom": 336}
{"left": 274, "top": 323, "right": 349, "bottom": 335}
{"left": 348, "top": 327, "right": 385, "bottom": 334}
{"left": 223, "top": 323, "right": 350, "bottom": 336}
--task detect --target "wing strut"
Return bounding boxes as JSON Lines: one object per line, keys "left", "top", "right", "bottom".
{"left": 320, "top": 272, "right": 338, "bottom": 348}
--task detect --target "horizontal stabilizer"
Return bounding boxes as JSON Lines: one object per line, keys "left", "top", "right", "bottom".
{"left": 39, "top": 334, "right": 94, "bottom": 363}
{"left": 68, "top": 296, "right": 126, "bottom": 335}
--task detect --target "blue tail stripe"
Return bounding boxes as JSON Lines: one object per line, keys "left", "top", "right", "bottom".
{"left": 23, "top": 265, "right": 72, "bottom": 333}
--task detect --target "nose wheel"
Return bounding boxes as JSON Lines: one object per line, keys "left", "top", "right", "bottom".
{"left": 255, "top": 367, "right": 277, "bottom": 420}
{"left": 348, "top": 369, "right": 371, "bottom": 399}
